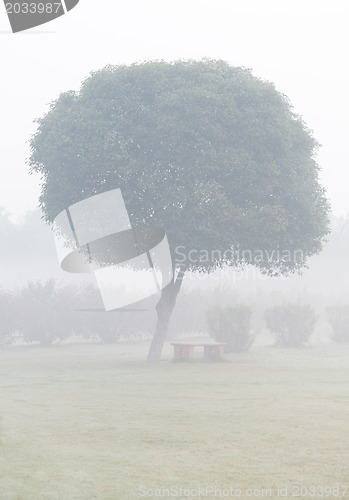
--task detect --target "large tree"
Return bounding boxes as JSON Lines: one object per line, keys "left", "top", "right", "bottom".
{"left": 28, "top": 59, "right": 330, "bottom": 362}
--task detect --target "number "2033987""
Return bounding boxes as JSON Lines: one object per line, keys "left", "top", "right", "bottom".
{"left": 5, "top": 2, "right": 62, "bottom": 14}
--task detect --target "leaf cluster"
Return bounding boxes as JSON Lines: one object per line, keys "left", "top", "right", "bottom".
{"left": 29, "top": 59, "right": 330, "bottom": 274}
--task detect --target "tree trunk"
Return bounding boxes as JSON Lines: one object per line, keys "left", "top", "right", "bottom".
{"left": 146, "top": 267, "right": 186, "bottom": 363}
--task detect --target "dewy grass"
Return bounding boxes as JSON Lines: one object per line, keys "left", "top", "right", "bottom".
{"left": 1, "top": 342, "right": 349, "bottom": 499}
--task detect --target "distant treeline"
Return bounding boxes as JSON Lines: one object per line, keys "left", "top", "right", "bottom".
{"left": 1, "top": 279, "right": 349, "bottom": 349}
{"left": 2, "top": 208, "right": 349, "bottom": 292}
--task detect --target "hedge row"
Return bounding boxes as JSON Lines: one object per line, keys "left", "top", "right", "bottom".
{"left": 0, "top": 280, "right": 154, "bottom": 347}
{"left": 1, "top": 280, "right": 349, "bottom": 349}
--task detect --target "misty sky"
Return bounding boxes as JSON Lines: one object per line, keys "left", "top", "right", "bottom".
{"left": 0, "top": 0, "right": 348, "bottom": 221}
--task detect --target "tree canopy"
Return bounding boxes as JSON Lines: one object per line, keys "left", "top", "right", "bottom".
{"left": 29, "top": 59, "right": 329, "bottom": 277}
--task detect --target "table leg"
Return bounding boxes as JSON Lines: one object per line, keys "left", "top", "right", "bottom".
{"left": 173, "top": 345, "right": 183, "bottom": 362}
{"left": 183, "top": 345, "right": 194, "bottom": 361}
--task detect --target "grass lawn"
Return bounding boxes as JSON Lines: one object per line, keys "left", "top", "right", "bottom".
{"left": 1, "top": 341, "right": 349, "bottom": 499}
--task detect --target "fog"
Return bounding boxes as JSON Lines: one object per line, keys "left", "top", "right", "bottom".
{"left": 1, "top": 208, "right": 348, "bottom": 348}
{"left": 1, "top": 1, "right": 349, "bottom": 497}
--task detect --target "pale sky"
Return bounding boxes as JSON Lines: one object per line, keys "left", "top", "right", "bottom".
{"left": 1, "top": 0, "right": 348, "bottom": 221}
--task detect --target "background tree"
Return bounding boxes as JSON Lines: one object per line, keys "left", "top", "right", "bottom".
{"left": 17, "top": 280, "right": 77, "bottom": 346}
{"left": 207, "top": 304, "right": 255, "bottom": 353}
{"left": 28, "top": 59, "right": 330, "bottom": 362}
{"left": 326, "top": 305, "right": 349, "bottom": 344}
{"left": 264, "top": 303, "right": 317, "bottom": 348}
{"left": 0, "top": 288, "right": 16, "bottom": 347}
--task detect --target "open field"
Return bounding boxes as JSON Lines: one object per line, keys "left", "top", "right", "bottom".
{"left": 1, "top": 341, "right": 349, "bottom": 499}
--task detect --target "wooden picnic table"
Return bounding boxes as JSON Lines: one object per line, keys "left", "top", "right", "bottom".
{"left": 170, "top": 342, "right": 226, "bottom": 362}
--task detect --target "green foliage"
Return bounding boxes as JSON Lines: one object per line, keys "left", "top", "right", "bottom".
{"left": 17, "top": 280, "right": 77, "bottom": 346}
{"left": 74, "top": 283, "right": 120, "bottom": 343}
{"left": 169, "top": 285, "right": 241, "bottom": 338}
{"left": 326, "top": 305, "right": 349, "bottom": 343}
{"left": 29, "top": 59, "right": 329, "bottom": 276}
{"left": 168, "top": 288, "right": 207, "bottom": 336}
{"left": 0, "top": 288, "right": 16, "bottom": 347}
{"left": 15, "top": 280, "right": 154, "bottom": 346}
{"left": 207, "top": 304, "right": 255, "bottom": 352}
{"left": 74, "top": 282, "right": 154, "bottom": 343}
{"left": 264, "top": 303, "right": 316, "bottom": 348}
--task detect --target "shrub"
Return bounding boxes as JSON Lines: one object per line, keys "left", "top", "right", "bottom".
{"left": 264, "top": 303, "right": 316, "bottom": 348}
{"left": 168, "top": 286, "right": 241, "bottom": 339}
{"left": 207, "top": 304, "right": 255, "bottom": 353}
{"left": 326, "top": 305, "right": 349, "bottom": 343}
{"left": 15, "top": 280, "right": 153, "bottom": 346}
{"left": 0, "top": 288, "right": 16, "bottom": 347}
{"left": 75, "top": 283, "right": 153, "bottom": 343}
{"left": 17, "top": 280, "right": 77, "bottom": 346}
{"left": 168, "top": 289, "right": 206, "bottom": 337}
